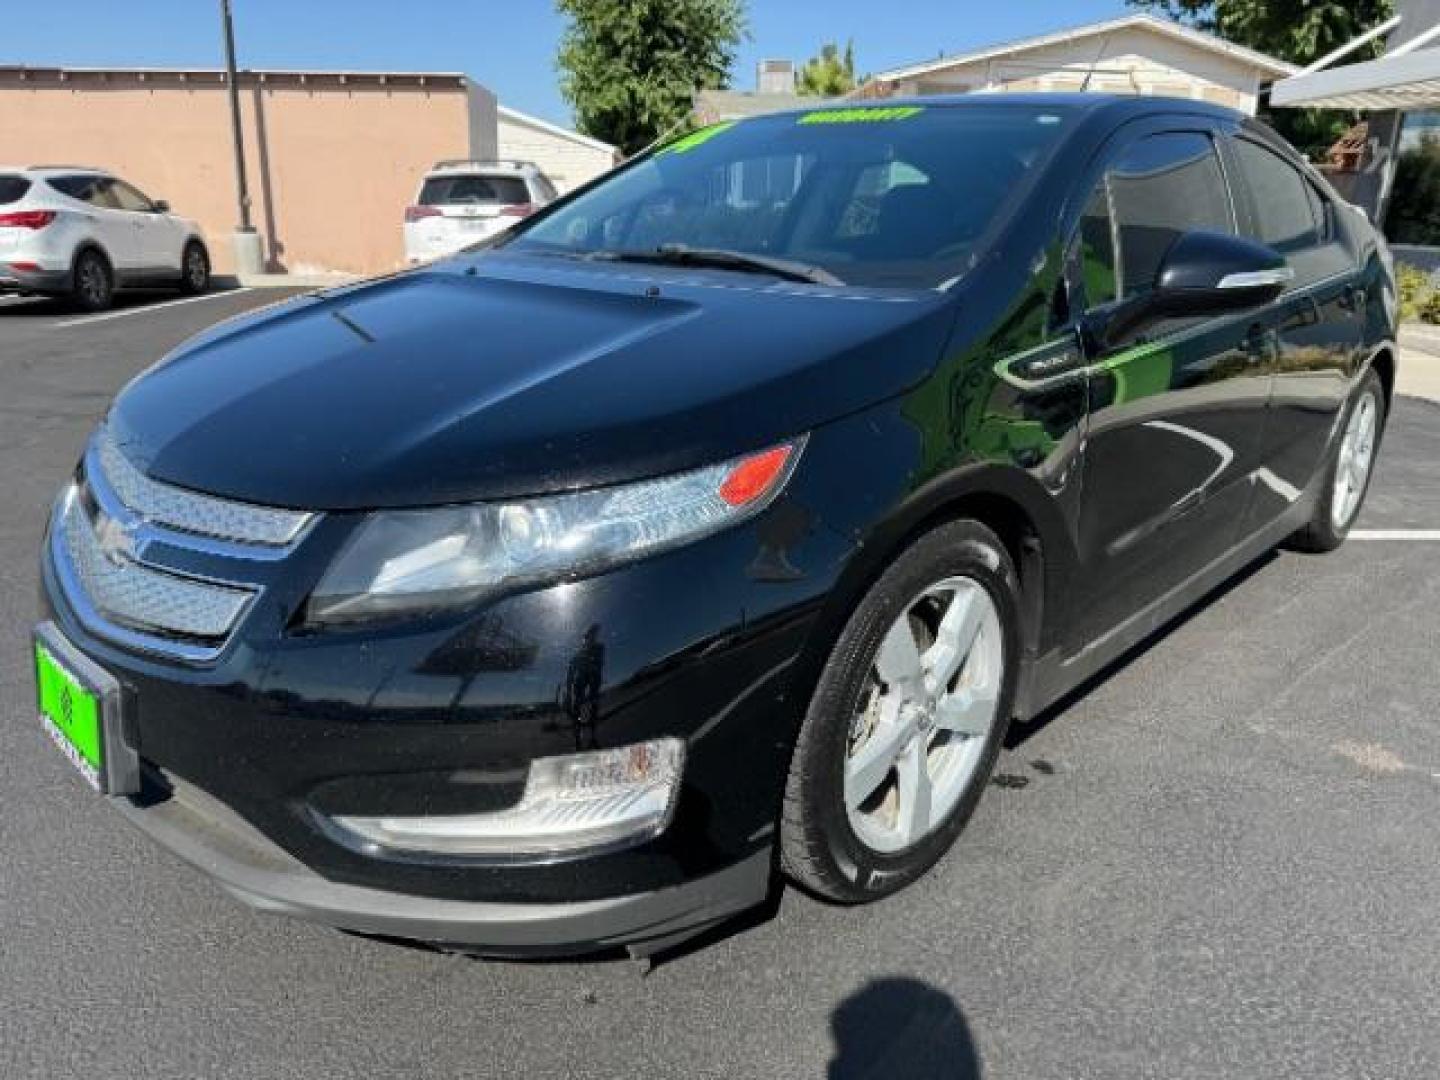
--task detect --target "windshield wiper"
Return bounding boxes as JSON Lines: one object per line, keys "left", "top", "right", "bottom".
{"left": 590, "top": 244, "right": 843, "bottom": 286}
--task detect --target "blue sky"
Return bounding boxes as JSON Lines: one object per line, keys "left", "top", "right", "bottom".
{"left": 3, "top": 0, "right": 1129, "bottom": 127}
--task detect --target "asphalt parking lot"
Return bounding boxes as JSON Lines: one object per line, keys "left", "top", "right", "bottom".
{"left": 3, "top": 288, "right": 1439, "bottom": 1079}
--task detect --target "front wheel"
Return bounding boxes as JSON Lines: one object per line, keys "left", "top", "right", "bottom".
{"left": 179, "top": 241, "right": 210, "bottom": 295}
{"left": 780, "top": 519, "right": 1020, "bottom": 903}
{"left": 1288, "top": 369, "right": 1385, "bottom": 553}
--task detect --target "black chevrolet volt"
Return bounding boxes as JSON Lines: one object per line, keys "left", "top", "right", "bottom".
{"left": 35, "top": 95, "right": 1397, "bottom": 957}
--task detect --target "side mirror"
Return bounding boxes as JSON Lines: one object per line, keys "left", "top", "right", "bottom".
{"left": 1086, "top": 230, "right": 1291, "bottom": 351}
{"left": 152, "top": 199, "right": 171, "bottom": 213}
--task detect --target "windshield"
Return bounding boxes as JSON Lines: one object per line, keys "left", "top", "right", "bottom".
{"left": 506, "top": 104, "right": 1073, "bottom": 288}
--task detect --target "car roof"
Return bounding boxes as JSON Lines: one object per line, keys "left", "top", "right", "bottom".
{"left": 4, "top": 165, "right": 114, "bottom": 177}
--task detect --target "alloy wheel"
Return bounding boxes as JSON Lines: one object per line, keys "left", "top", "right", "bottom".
{"left": 78, "top": 256, "right": 108, "bottom": 307}
{"left": 844, "top": 575, "right": 1004, "bottom": 854}
{"left": 1332, "top": 389, "right": 1379, "bottom": 529}
{"left": 185, "top": 247, "right": 207, "bottom": 290}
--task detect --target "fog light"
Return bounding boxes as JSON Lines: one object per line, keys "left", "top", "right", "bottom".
{"left": 328, "top": 739, "right": 685, "bottom": 862}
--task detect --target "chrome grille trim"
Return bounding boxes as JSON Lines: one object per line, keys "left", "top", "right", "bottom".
{"left": 94, "top": 428, "right": 313, "bottom": 547}
{"left": 53, "top": 487, "right": 255, "bottom": 659}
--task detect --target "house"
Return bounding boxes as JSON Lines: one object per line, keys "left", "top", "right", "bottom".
{"left": 497, "top": 105, "right": 617, "bottom": 193}
{"left": 855, "top": 13, "right": 1297, "bottom": 115}
{"left": 695, "top": 61, "right": 807, "bottom": 124}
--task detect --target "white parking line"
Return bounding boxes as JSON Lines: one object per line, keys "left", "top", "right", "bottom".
{"left": 52, "top": 289, "right": 251, "bottom": 328}
{"left": 1349, "top": 529, "right": 1440, "bottom": 540}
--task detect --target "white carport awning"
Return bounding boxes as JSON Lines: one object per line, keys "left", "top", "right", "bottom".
{"left": 1270, "top": 47, "right": 1440, "bottom": 110}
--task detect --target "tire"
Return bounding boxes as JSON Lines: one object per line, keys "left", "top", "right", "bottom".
{"left": 780, "top": 519, "right": 1021, "bottom": 903}
{"left": 179, "top": 241, "right": 210, "bottom": 295}
{"left": 70, "top": 249, "right": 113, "bottom": 312}
{"left": 1287, "top": 368, "right": 1386, "bottom": 553}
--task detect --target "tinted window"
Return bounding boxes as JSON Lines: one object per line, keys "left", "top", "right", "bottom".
{"left": 1231, "top": 138, "right": 1321, "bottom": 253}
{"left": 509, "top": 104, "right": 1076, "bottom": 288}
{"left": 48, "top": 174, "right": 118, "bottom": 208}
{"left": 0, "top": 175, "right": 30, "bottom": 204}
{"left": 1107, "top": 133, "right": 1233, "bottom": 298}
{"left": 420, "top": 175, "right": 530, "bottom": 206}
{"left": 110, "top": 180, "right": 154, "bottom": 212}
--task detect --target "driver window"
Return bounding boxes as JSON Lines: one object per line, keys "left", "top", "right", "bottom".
{"left": 1107, "top": 133, "right": 1232, "bottom": 300}
{"left": 110, "top": 180, "right": 154, "bottom": 212}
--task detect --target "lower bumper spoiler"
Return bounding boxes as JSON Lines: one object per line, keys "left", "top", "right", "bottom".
{"left": 114, "top": 772, "right": 773, "bottom": 958}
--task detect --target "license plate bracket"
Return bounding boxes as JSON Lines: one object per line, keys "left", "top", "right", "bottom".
{"left": 33, "top": 621, "right": 140, "bottom": 795}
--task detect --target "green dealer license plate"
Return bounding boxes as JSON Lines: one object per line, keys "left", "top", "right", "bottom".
{"left": 33, "top": 624, "right": 135, "bottom": 794}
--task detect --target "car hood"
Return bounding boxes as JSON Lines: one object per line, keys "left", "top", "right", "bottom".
{"left": 107, "top": 254, "right": 955, "bottom": 510}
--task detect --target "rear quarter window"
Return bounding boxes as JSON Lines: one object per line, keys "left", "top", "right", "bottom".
{"left": 419, "top": 174, "right": 530, "bottom": 206}
{"left": 0, "top": 175, "right": 30, "bottom": 204}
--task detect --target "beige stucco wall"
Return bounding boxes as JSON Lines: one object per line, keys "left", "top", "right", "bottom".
{"left": 0, "top": 77, "right": 494, "bottom": 275}
{"left": 497, "top": 111, "right": 616, "bottom": 193}
{"left": 895, "top": 28, "right": 1266, "bottom": 114}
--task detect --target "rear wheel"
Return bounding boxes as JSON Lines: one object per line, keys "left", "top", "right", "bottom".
{"left": 71, "top": 249, "right": 113, "bottom": 312}
{"left": 780, "top": 520, "right": 1020, "bottom": 903}
{"left": 179, "top": 241, "right": 210, "bottom": 295}
{"left": 1288, "top": 369, "right": 1385, "bottom": 553}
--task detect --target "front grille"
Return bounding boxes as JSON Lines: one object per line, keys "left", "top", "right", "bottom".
{"left": 96, "top": 430, "right": 311, "bottom": 546}
{"left": 49, "top": 430, "right": 316, "bottom": 661}
{"left": 57, "top": 490, "right": 253, "bottom": 641}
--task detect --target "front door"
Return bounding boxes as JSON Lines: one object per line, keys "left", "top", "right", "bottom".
{"left": 1070, "top": 127, "right": 1274, "bottom": 648}
{"left": 108, "top": 179, "right": 177, "bottom": 273}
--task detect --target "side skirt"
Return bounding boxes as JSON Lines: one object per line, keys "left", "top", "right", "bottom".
{"left": 1016, "top": 488, "right": 1317, "bottom": 722}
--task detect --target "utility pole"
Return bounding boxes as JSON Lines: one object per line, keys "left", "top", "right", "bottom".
{"left": 220, "top": 0, "right": 263, "bottom": 272}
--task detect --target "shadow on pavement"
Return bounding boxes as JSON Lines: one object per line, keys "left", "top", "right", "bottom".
{"left": 828, "top": 977, "right": 981, "bottom": 1079}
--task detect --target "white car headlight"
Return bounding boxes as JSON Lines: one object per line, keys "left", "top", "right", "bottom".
{"left": 307, "top": 439, "right": 804, "bottom": 624}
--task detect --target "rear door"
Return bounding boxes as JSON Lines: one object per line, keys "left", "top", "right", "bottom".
{"left": 48, "top": 175, "right": 142, "bottom": 270}
{"left": 1069, "top": 123, "right": 1274, "bottom": 647}
{"left": 1224, "top": 132, "right": 1361, "bottom": 530}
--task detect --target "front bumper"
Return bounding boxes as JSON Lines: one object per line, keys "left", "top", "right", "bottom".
{"left": 120, "top": 768, "right": 772, "bottom": 956}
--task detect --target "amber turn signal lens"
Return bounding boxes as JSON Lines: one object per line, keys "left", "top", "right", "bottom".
{"left": 719, "top": 445, "right": 794, "bottom": 507}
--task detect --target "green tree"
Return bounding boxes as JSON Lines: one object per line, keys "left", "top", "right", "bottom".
{"left": 797, "top": 41, "right": 858, "bottom": 97}
{"left": 556, "top": 0, "right": 747, "bottom": 157}
{"left": 1388, "top": 133, "right": 1440, "bottom": 245}
{"left": 1126, "top": 0, "right": 1395, "bottom": 157}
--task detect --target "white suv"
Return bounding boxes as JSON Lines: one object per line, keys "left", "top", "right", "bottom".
{"left": 403, "top": 160, "right": 558, "bottom": 264}
{"left": 0, "top": 166, "right": 210, "bottom": 311}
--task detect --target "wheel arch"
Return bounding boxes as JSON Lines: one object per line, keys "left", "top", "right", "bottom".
{"left": 789, "top": 464, "right": 1078, "bottom": 727}
{"left": 70, "top": 240, "right": 112, "bottom": 276}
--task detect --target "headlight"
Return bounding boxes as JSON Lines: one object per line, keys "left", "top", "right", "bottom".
{"left": 307, "top": 439, "right": 804, "bottom": 624}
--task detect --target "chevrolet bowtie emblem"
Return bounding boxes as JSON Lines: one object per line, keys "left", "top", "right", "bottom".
{"left": 93, "top": 511, "right": 140, "bottom": 567}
